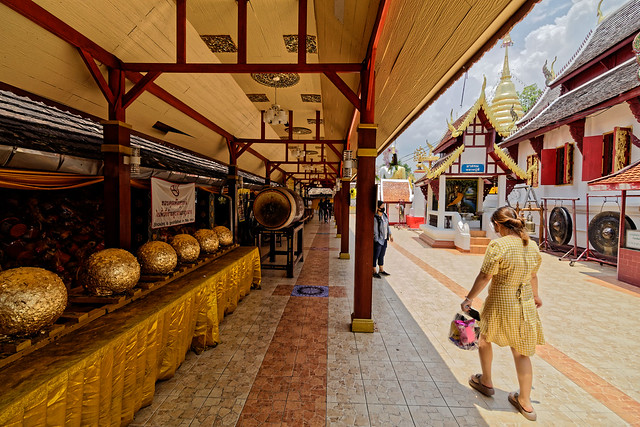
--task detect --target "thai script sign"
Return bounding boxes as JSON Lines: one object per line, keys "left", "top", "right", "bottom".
{"left": 151, "top": 177, "right": 196, "bottom": 228}
{"left": 461, "top": 164, "right": 485, "bottom": 173}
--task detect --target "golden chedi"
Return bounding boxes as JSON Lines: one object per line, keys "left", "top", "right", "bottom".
{"left": 193, "top": 229, "right": 219, "bottom": 253}
{"left": 213, "top": 226, "right": 233, "bottom": 246}
{"left": 171, "top": 234, "right": 200, "bottom": 263}
{"left": 81, "top": 248, "right": 141, "bottom": 296}
{"left": 0, "top": 267, "right": 67, "bottom": 336}
{"left": 137, "top": 241, "right": 178, "bottom": 275}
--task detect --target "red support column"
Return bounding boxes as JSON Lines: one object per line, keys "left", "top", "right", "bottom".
{"left": 103, "top": 68, "right": 132, "bottom": 250}
{"left": 351, "top": 126, "right": 376, "bottom": 332}
{"left": 339, "top": 178, "right": 350, "bottom": 258}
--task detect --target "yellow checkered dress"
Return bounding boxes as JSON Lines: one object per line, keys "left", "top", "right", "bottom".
{"left": 479, "top": 235, "right": 545, "bottom": 356}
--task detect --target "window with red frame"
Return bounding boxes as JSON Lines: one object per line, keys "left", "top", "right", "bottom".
{"left": 541, "top": 143, "right": 573, "bottom": 185}
{"left": 581, "top": 127, "right": 631, "bottom": 181}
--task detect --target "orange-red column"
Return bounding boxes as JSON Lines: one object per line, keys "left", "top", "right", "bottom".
{"left": 351, "top": 125, "right": 376, "bottom": 332}
{"left": 339, "top": 179, "right": 350, "bottom": 259}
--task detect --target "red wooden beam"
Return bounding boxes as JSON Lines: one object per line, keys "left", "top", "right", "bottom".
{"left": 125, "top": 71, "right": 235, "bottom": 141}
{"left": 121, "top": 62, "right": 362, "bottom": 73}
{"left": 237, "top": 0, "right": 247, "bottom": 64}
{"left": 235, "top": 138, "right": 345, "bottom": 144}
{"left": 236, "top": 142, "right": 253, "bottom": 158}
{"left": 266, "top": 161, "right": 339, "bottom": 165}
{"left": 298, "top": 0, "right": 307, "bottom": 65}
{"left": 323, "top": 71, "right": 360, "bottom": 110}
{"left": 326, "top": 142, "right": 342, "bottom": 158}
{"left": 78, "top": 49, "right": 115, "bottom": 105}
{"left": 1, "top": 0, "right": 121, "bottom": 69}
{"left": 327, "top": 163, "right": 338, "bottom": 175}
{"left": 122, "top": 71, "right": 161, "bottom": 108}
{"left": 176, "top": 0, "right": 187, "bottom": 64}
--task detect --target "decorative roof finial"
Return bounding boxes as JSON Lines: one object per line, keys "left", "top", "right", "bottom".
{"left": 597, "top": 0, "right": 605, "bottom": 24}
{"left": 543, "top": 56, "right": 557, "bottom": 86}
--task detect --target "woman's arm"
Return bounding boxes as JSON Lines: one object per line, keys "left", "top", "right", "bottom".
{"left": 531, "top": 272, "right": 542, "bottom": 308}
{"left": 461, "top": 271, "right": 492, "bottom": 311}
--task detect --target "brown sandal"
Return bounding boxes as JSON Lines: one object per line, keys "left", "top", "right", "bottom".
{"left": 468, "top": 374, "right": 494, "bottom": 397}
{"left": 508, "top": 392, "right": 537, "bottom": 421}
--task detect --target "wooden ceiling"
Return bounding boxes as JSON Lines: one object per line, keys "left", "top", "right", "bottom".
{"left": 0, "top": 0, "right": 539, "bottom": 183}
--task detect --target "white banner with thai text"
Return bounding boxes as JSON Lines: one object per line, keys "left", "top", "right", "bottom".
{"left": 151, "top": 177, "right": 196, "bottom": 228}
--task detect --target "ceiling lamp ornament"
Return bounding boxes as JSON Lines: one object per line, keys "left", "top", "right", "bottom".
{"left": 285, "top": 126, "right": 312, "bottom": 135}
{"left": 262, "top": 76, "right": 289, "bottom": 125}
{"left": 251, "top": 73, "right": 300, "bottom": 88}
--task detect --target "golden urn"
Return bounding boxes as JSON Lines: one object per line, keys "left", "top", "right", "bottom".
{"left": 171, "top": 234, "right": 201, "bottom": 263}
{"left": 81, "top": 248, "right": 141, "bottom": 296}
{"left": 0, "top": 267, "right": 68, "bottom": 336}
{"left": 137, "top": 241, "right": 178, "bottom": 275}
{"left": 193, "top": 229, "right": 220, "bottom": 253}
{"left": 213, "top": 226, "right": 233, "bottom": 246}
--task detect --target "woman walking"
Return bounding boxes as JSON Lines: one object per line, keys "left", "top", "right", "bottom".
{"left": 461, "top": 206, "right": 544, "bottom": 421}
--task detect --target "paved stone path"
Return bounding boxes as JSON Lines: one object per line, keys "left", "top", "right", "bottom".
{"left": 131, "top": 216, "right": 640, "bottom": 426}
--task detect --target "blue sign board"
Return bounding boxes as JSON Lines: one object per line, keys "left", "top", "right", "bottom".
{"left": 461, "top": 164, "right": 485, "bottom": 173}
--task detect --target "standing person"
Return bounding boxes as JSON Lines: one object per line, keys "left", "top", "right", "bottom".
{"left": 318, "top": 199, "right": 324, "bottom": 222}
{"left": 462, "top": 206, "right": 544, "bottom": 421}
{"left": 373, "top": 201, "right": 392, "bottom": 278}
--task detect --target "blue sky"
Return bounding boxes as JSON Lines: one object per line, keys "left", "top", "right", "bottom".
{"left": 387, "top": 0, "right": 630, "bottom": 169}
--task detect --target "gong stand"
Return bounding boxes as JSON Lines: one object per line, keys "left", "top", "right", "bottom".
{"left": 540, "top": 197, "right": 579, "bottom": 260}
{"left": 570, "top": 193, "right": 640, "bottom": 267}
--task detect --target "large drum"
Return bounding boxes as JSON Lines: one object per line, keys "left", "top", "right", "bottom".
{"left": 253, "top": 187, "right": 304, "bottom": 229}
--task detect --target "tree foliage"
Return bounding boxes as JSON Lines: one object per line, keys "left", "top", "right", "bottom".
{"left": 517, "top": 84, "right": 543, "bottom": 114}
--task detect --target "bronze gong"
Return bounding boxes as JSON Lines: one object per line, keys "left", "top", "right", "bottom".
{"left": 588, "top": 211, "right": 636, "bottom": 256}
{"left": 548, "top": 207, "right": 572, "bottom": 245}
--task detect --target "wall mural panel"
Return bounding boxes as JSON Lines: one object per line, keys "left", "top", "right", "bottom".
{"left": 445, "top": 179, "right": 477, "bottom": 213}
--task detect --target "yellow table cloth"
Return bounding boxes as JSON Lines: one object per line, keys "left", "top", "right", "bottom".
{"left": 0, "top": 247, "right": 261, "bottom": 426}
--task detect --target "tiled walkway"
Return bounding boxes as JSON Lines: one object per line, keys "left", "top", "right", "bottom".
{"left": 132, "top": 217, "right": 640, "bottom": 426}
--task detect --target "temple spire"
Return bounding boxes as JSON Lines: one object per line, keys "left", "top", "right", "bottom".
{"left": 490, "top": 34, "right": 524, "bottom": 133}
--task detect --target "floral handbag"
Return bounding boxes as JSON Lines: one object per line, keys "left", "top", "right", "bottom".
{"left": 448, "top": 312, "right": 480, "bottom": 350}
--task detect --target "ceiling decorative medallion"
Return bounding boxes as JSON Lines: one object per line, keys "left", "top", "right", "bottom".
{"left": 283, "top": 35, "right": 318, "bottom": 53}
{"left": 301, "top": 94, "right": 321, "bottom": 103}
{"left": 307, "top": 118, "right": 323, "bottom": 124}
{"left": 200, "top": 35, "right": 237, "bottom": 53}
{"left": 251, "top": 73, "right": 300, "bottom": 88}
{"left": 286, "top": 127, "right": 312, "bottom": 135}
{"left": 246, "top": 94, "right": 269, "bottom": 102}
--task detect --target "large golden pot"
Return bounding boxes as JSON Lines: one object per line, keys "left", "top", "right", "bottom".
{"left": 81, "top": 248, "right": 141, "bottom": 296}
{"left": 171, "top": 234, "right": 200, "bottom": 263}
{"left": 0, "top": 267, "right": 68, "bottom": 336}
{"left": 137, "top": 241, "right": 178, "bottom": 275}
{"left": 194, "top": 229, "right": 219, "bottom": 253}
{"left": 213, "top": 226, "right": 233, "bottom": 246}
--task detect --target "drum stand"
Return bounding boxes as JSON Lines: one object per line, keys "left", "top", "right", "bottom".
{"left": 540, "top": 197, "right": 579, "bottom": 261}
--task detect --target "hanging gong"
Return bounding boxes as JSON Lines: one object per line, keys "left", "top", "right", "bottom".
{"left": 548, "top": 207, "right": 572, "bottom": 245}
{"left": 588, "top": 211, "right": 636, "bottom": 256}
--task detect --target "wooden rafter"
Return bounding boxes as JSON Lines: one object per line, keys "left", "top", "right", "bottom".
{"left": 78, "top": 49, "right": 114, "bottom": 105}
{"left": 323, "top": 72, "right": 360, "bottom": 110}
{"left": 120, "top": 63, "right": 361, "bottom": 73}
{"left": 122, "top": 71, "right": 161, "bottom": 108}
{"left": 176, "top": 0, "right": 186, "bottom": 64}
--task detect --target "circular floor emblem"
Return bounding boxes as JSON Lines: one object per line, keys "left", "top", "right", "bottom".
{"left": 297, "top": 286, "right": 324, "bottom": 296}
